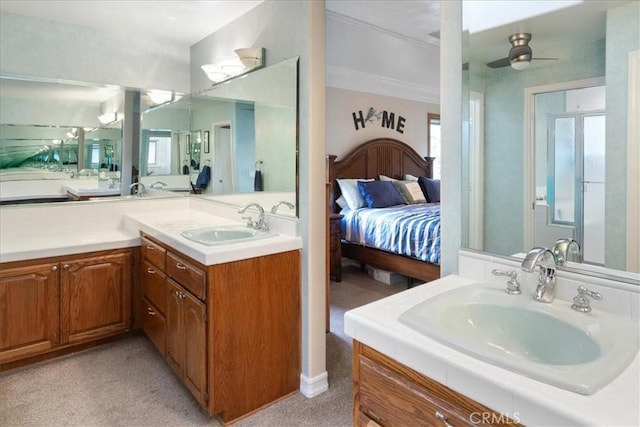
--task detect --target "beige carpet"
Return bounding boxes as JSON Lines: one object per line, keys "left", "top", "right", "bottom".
{"left": 0, "top": 265, "right": 408, "bottom": 427}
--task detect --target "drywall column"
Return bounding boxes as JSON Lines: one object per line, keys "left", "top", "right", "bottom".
{"left": 299, "top": 0, "right": 328, "bottom": 397}
{"left": 440, "top": 1, "right": 463, "bottom": 276}
{"left": 120, "top": 90, "right": 140, "bottom": 194}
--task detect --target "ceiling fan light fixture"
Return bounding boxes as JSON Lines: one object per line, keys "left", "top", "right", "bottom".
{"left": 510, "top": 58, "right": 531, "bottom": 70}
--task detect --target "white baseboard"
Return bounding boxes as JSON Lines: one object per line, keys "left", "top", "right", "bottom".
{"left": 299, "top": 371, "right": 329, "bottom": 398}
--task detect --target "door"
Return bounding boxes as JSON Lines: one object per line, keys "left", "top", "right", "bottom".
{"left": 0, "top": 263, "right": 59, "bottom": 363}
{"left": 182, "top": 291, "right": 207, "bottom": 405}
{"left": 59, "top": 252, "right": 132, "bottom": 344}
{"left": 165, "top": 279, "right": 184, "bottom": 375}
{"left": 212, "top": 123, "right": 233, "bottom": 194}
{"left": 547, "top": 113, "right": 605, "bottom": 265}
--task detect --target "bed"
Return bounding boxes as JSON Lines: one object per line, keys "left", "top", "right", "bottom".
{"left": 326, "top": 137, "right": 441, "bottom": 283}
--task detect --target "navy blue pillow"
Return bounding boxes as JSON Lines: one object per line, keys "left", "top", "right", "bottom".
{"left": 357, "top": 180, "right": 405, "bottom": 208}
{"left": 418, "top": 177, "right": 441, "bottom": 203}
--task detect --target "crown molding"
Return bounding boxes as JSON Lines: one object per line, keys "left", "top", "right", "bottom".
{"left": 326, "top": 65, "right": 440, "bottom": 105}
{"left": 326, "top": 10, "right": 440, "bottom": 49}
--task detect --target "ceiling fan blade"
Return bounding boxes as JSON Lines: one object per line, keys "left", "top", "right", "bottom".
{"left": 531, "top": 57, "right": 559, "bottom": 61}
{"left": 486, "top": 57, "right": 511, "bottom": 68}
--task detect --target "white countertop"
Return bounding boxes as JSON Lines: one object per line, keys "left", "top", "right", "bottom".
{"left": 123, "top": 210, "right": 302, "bottom": 265}
{"left": 63, "top": 185, "right": 121, "bottom": 197}
{"left": 344, "top": 275, "right": 640, "bottom": 427}
{"left": 1, "top": 200, "right": 301, "bottom": 265}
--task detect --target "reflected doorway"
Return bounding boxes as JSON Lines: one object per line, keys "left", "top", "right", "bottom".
{"left": 530, "top": 82, "right": 606, "bottom": 266}
{"left": 211, "top": 122, "right": 233, "bottom": 194}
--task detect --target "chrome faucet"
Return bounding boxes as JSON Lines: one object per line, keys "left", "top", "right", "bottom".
{"left": 552, "top": 238, "right": 581, "bottom": 266}
{"left": 129, "top": 182, "right": 146, "bottom": 198}
{"left": 521, "top": 247, "right": 557, "bottom": 303}
{"left": 150, "top": 181, "right": 167, "bottom": 189}
{"left": 271, "top": 200, "right": 295, "bottom": 214}
{"left": 238, "top": 203, "right": 269, "bottom": 231}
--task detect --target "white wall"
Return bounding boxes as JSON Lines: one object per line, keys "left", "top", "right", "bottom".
{"left": 0, "top": 12, "right": 189, "bottom": 93}
{"left": 326, "top": 87, "right": 439, "bottom": 158}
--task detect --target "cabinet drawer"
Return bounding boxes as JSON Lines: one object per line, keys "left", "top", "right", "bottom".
{"left": 359, "top": 355, "right": 483, "bottom": 427}
{"left": 141, "top": 236, "right": 166, "bottom": 271}
{"left": 142, "top": 298, "right": 166, "bottom": 356}
{"left": 166, "top": 252, "right": 206, "bottom": 300}
{"left": 142, "top": 260, "right": 166, "bottom": 314}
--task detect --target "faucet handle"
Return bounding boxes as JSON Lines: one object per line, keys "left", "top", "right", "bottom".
{"left": 491, "top": 269, "right": 521, "bottom": 295}
{"left": 571, "top": 285, "right": 602, "bottom": 313}
{"left": 242, "top": 216, "right": 255, "bottom": 228}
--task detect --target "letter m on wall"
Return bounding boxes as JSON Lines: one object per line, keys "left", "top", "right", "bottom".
{"left": 382, "top": 111, "right": 396, "bottom": 130}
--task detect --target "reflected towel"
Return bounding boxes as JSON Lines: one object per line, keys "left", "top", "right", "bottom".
{"left": 195, "top": 165, "right": 211, "bottom": 189}
{"left": 254, "top": 170, "right": 263, "bottom": 191}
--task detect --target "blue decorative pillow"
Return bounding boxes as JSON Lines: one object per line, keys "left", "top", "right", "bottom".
{"left": 357, "top": 180, "right": 405, "bottom": 208}
{"left": 418, "top": 177, "right": 441, "bottom": 203}
{"left": 337, "top": 178, "right": 374, "bottom": 210}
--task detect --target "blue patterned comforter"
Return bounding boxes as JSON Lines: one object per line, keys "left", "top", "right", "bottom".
{"left": 341, "top": 203, "right": 441, "bottom": 265}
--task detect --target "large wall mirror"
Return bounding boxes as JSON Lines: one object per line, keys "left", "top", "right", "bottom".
{"left": 462, "top": 1, "right": 639, "bottom": 279}
{"left": 0, "top": 76, "right": 125, "bottom": 203}
{"left": 192, "top": 56, "right": 299, "bottom": 216}
{"left": 1, "top": 55, "right": 300, "bottom": 216}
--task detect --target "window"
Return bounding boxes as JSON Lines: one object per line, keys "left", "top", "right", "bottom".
{"left": 91, "top": 144, "right": 100, "bottom": 166}
{"left": 427, "top": 113, "right": 441, "bottom": 179}
{"left": 147, "top": 140, "right": 157, "bottom": 165}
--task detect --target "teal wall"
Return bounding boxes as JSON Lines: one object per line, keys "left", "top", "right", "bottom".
{"left": 481, "top": 38, "right": 606, "bottom": 256}
{"left": 605, "top": 1, "right": 640, "bottom": 270}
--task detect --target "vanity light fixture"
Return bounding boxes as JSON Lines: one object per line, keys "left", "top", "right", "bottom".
{"left": 146, "top": 89, "right": 179, "bottom": 105}
{"left": 201, "top": 47, "right": 265, "bottom": 84}
{"left": 98, "top": 112, "right": 118, "bottom": 125}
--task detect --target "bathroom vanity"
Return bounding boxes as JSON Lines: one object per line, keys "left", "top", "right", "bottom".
{"left": 0, "top": 197, "right": 303, "bottom": 424}
{"left": 0, "top": 248, "right": 133, "bottom": 366}
{"left": 139, "top": 232, "right": 301, "bottom": 423}
{"left": 346, "top": 250, "right": 640, "bottom": 426}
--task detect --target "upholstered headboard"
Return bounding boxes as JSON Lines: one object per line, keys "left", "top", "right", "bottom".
{"left": 326, "top": 138, "right": 434, "bottom": 213}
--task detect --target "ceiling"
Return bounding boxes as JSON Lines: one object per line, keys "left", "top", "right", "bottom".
{"left": 0, "top": 0, "right": 441, "bottom": 47}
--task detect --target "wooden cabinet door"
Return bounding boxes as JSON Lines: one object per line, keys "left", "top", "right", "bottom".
{"left": 142, "top": 298, "right": 166, "bottom": 356}
{"left": 165, "top": 279, "right": 184, "bottom": 376}
{"left": 59, "top": 251, "right": 132, "bottom": 345}
{"left": 182, "top": 291, "right": 207, "bottom": 406}
{"left": 0, "top": 262, "right": 59, "bottom": 363}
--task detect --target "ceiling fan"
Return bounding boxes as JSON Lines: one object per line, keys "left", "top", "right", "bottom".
{"left": 486, "top": 33, "right": 558, "bottom": 70}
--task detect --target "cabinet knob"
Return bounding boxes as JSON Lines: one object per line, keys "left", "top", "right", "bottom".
{"left": 51, "top": 265, "right": 58, "bottom": 271}
{"left": 146, "top": 245, "right": 155, "bottom": 250}
{"left": 147, "top": 267, "right": 156, "bottom": 274}
{"left": 63, "top": 264, "right": 69, "bottom": 270}
{"left": 435, "top": 411, "right": 454, "bottom": 427}
{"left": 147, "top": 307, "right": 156, "bottom": 316}
{"left": 176, "top": 263, "right": 187, "bottom": 270}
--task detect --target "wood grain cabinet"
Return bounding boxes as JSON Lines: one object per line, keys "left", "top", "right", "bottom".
{"left": 0, "top": 249, "right": 133, "bottom": 367}
{"left": 139, "top": 233, "right": 301, "bottom": 425}
{"left": 0, "top": 262, "right": 60, "bottom": 363}
{"left": 59, "top": 252, "right": 132, "bottom": 345}
{"left": 329, "top": 213, "right": 343, "bottom": 282}
{"left": 353, "top": 341, "right": 521, "bottom": 427}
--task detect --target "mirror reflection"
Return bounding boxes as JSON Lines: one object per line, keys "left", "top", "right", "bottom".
{"left": 0, "top": 56, "right": 300, "bottom": 216}
{"left": 462, "top": 1, "right": 638, "bottom": 276}
{"left": 139, "top": 95, "right": 192, "bottom": 192}
{"left": 192, "top": 56, "right": 298, "bottom": 216}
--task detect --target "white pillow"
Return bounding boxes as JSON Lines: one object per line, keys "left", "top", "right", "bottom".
{"left": 335, "top": 195, "right": 348, "bottom": 209}
{"left": 337, "top": 178, "right": 374, "bottom": 210}
{"left": 404, "top": 173, "right": 419, "bottom": 181}
{"left": 379, "top": 174, "right": 397, "bottom": 181}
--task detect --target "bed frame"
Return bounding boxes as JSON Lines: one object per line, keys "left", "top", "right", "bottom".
{"left": 326, "top": 137, "right": 440, "bottom": 282}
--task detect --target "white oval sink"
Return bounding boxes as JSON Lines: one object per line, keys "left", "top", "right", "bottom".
{"left": 180, "top": 225, "right": 273, "bottom": 246}
{"left": 399, "top": 284, "right": 639, "bottom": 395}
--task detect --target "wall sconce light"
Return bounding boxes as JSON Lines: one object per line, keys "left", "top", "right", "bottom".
{"left": 201, "top": 47, "right": 265, "bottom": 84}
{"left": 98, "top": 112, "right": 118, "bottom": 125}
{"left": 66, "top": 128, "right": 77, "bottom": 139}
{"left": 146, "top": 89, "right": 182, "bottom": 106}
